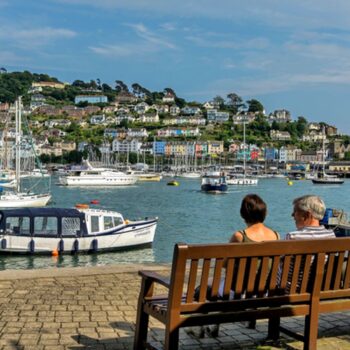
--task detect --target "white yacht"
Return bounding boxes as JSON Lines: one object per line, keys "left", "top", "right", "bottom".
{"left": 59, "top": 160, "right": 138, "bottom": 186}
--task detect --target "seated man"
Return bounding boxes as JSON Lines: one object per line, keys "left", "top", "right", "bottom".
{"left": 287, "top": 194, "right": 335, "bottom": 240}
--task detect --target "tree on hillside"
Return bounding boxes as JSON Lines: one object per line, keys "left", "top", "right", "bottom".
{"left": 213, "top": 95, "right": 225, "bottom": 109}
{"left": 227, "top": 93, "right": 244, "bottom": 114}
{"left": 101, "top": 83, "right": 112, "bottom": 92}
{"left": 246, "top": 99, "right": 264, "bottom": 113}
{"left": 296, "top": 116, "right": 308, "bottom": 138}
{"left": 115, "top": 80, "right": 129, "bottom": 93}
{"left": 164, "top": 87, "right": 176, "bottom": 96}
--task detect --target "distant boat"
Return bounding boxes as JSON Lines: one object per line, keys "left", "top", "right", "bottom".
{"left": 0, "top": 97, "right": 51, "bottom": 208}
{"left": 178, "top": 171, "right": 201, "bottom": 179}
{"left": 226, "top": 177, "right": 258, "bottom": 185}
{"left": 312, "top": 128, "right": 344, "bottom": 185}
{"left": 201, "top": 168, "right": 227, "bottom": 193}
{"left": 59, "top": 160, "right": 138, "bottom": 186}
{"left": 134, "top": 172, "right": 162, "bottom": 182}
{"left": 228, "top": 119, "right": 258, "bottom": 186}
{"left": 0, "top": 206, "right": 158, "bottom": 254}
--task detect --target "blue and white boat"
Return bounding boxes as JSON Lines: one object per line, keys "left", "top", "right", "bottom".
{"left": 201, "top": 169, "right": 228, "bottom": 193}
{"left": 0, "top": 207, "right": 157, "bottom": 254}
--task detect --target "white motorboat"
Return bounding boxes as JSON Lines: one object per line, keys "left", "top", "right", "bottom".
{"left": 0, "top": 206, "right": 158, "bottom": 254}
{"left": 178, "top": 171, "right": 201, "bottom": 179}
{"left": 226, "top": 177, "right": 258, "bottom": 185}
{"left": 59, "top": 160, "right": 138, "bottom": 186}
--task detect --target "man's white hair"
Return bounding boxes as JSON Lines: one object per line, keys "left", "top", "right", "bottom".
{"left": 293, "top": 195, "right": 326, "bottom": 220}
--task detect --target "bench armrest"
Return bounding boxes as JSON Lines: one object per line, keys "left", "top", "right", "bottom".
{"left": 139, "top": 270, "right": 170, "bottom": 289}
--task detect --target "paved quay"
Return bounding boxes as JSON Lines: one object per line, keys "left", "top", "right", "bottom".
{"left": 0, "top": 264, "right": 350, "bottom": 350}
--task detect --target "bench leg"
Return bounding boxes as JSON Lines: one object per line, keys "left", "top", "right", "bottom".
{"left": 267, "top": 317, "right": 280, "bottom": 340}
{"left": 165, "top": 327, "right": 179, "bottom": 350}
{"left": 304, "top": 314, "right": 318, "bottom": 350}
{"left": 134, "top": 307, "right": 149, "bottom": 350}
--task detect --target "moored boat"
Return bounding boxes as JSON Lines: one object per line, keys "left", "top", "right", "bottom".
{"left": 0, "top": 207, "right": 158, "bottom": 254}
{"left": 201, "top": 169, "right": 227, "bottom": 193}
{"left": 59, "top": 160, "right": 137, "bottom": 186}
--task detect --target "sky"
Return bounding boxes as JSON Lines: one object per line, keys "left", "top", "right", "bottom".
{"left": 1, "top": 0, "right": 350, "bottom": 133}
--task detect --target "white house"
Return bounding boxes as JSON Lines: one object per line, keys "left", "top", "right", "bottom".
{"left": 127, "top": 128, "right": 148, "bottom": 138}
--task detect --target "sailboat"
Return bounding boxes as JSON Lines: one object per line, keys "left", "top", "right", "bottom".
{"left": 227, "top": 120, "right": 258, "bottom": 186}
{"left": 312, "top": 128, "right": 344, "bottom": 185}
{"left": 0, "top": 97, "right": 51, "bottom": 207}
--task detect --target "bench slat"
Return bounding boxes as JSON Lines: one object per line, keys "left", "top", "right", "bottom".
{"left": 323, "top": 254, "right": 335, "bottom": 291}
{"left": 234, "top": 258, "right": 247, "bottom": 299}
{"left": 223, "top": 258, "right": 234, "bottom": 300}
{"left": 268, "top": 256, "right": 280, "bottom": 296}
{"left": 257, "top": 256, "right": 270, "bottom": 297}
{"left": 334, "top": 252, "right": 345, "bottom": 290}
{"left": 198, "top": 258, "right": 211, "bottom": 302}
{"left": 300, "top": 255, "right": 312, "bottom": 293}
{"left": 289, "top": 255, "right": 302, "bottom": 294}
{"left": 186, "top": 259, "right": 198, "bottom": 303}
{"left": 343, "top": 257, "right": 350, "bottom": 289}
{"left": 211, "top": 258, "right": 224, "bottom": 299}
{"left": 246, "top": 257, "right": 258, "bottom": 297}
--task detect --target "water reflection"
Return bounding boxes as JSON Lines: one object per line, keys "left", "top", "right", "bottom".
{"left": 0, "top": 247, "right": 155, "bottom": 271}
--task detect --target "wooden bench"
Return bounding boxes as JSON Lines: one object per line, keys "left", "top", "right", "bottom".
{"left": 134, "top": 238, "right": 350, "bottom": 350}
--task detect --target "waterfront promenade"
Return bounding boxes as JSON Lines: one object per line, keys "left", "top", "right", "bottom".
{"left": 1, "top": 264, "right": 350, "bottom": 350}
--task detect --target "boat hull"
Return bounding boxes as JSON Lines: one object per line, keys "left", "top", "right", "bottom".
{"left": 0, "top": 193, "right": 51, "bottom": 208}
{"left": 227, "top": 178, "right": 258, "bottom": 185}
{"left": 312, "top": 179, "right": 344, "bottom": 184}
{"left": 59, "top": 175, "right": 137, "bottom": 186}
{"left": 201, "top": 184, "right": 228, "bottom": 193}
{"left": 0, "top": 220, "right": 157, "bottom": 254}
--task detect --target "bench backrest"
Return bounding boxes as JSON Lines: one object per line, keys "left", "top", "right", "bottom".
{"left": 167, "top": 238, "right": 350, "bottom": 314}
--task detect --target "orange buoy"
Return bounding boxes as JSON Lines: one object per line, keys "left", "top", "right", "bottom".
{"left": 75, "top": 203, "right": 89, "bottom": 209}
{"left": 90, "top": 199, "right": 99, "bottom": 205}
{"left": 52, "top": 248, "right": 59, "bottom": 257}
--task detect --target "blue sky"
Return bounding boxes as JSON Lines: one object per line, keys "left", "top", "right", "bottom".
{"left": 1, "top": 0, "right": 350, "bottom": 133}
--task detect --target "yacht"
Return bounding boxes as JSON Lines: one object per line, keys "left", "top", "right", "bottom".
{"left": 312, "top": 128, "right": 344, "bottom": 185}
{"left": 59, "top": 160, "right": 137, "bottom": 186}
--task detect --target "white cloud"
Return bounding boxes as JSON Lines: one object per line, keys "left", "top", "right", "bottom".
{"left": 91, "top": 23, "right": 177, "bottom": 58}
{"left": 0, "top": 26, "right": 77, "bottom": 48}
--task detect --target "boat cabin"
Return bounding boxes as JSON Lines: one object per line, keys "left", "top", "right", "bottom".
{"left": 0, "top": 208, "right": 87, "bottom": 238}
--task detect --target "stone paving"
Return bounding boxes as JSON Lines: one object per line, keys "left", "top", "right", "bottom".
{"left": 0, "top": 264, "right": 350, "bottom": 349}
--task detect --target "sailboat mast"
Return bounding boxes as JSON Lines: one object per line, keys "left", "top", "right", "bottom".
{"left": 243, "top": 120, "right": 246, "bottom": 180}
{"left": 15, "top": 98, "right": 21, "bottom": 193}
{"left": 322, "top": 126, "right": 326, "bottom": 176}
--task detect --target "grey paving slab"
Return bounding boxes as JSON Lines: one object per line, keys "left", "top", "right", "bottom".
{"left": 0, "top": 264, "right": 349, "bottom": 349}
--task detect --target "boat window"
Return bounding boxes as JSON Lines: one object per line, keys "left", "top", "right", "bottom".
{"left": 34, "top": 217, "right": 58, "bottom": 236}
{"left": 5, "top": 216, "right": 30, "bottom": 236}
{"left": 62, "top": 217, "right": 80, "bottom": 237}
{"left": 104, "top": 216, "right": 114, "bottom": 230}
{"left": 91, "top": 216, "right": 99, "bottom": 233}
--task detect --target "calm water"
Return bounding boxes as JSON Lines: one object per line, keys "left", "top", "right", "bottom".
{"left": 0, "top": 176, "right": 349, "bottom": 270}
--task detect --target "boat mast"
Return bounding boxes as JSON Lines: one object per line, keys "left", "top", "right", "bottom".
{"left": 15, "top": 97, "right": 21, "bottom": 193}
{"left": 243, "top": 119, "right": 246, "bottom": 181}
{"left": 322, "top": 126, "right": 326, "bottom": 176}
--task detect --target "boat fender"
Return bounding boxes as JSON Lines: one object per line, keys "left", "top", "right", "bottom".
{"left": 29, "top": 239, "right": 35, "bottom": 253}
{"left": 73, "top": 239, "right": 79, "bottom": 253}
{"left": 124, "top": 220, "right": 129, "bottom": 225}
{"left": 1, "top": 238, "right": 6, "bottom": 250}
{"left": 52, "top": 249, "right": 59, "bottom": 257}
{"left": 92, "top": 239, "right": 98, "bottom": 252}
{"left": 59, "top": 239, "right": 64, "bottom": 252}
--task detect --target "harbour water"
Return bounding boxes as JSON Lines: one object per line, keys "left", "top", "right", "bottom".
{"left": 0, "top": 176, "right": 349, "bottom": 270}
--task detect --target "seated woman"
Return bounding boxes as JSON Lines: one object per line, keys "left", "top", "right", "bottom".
{"left": 188, "top": 194, "right": 279, "bottom": 339}
{"left": 230, "top": 193, "right": 279, "bottom": 243}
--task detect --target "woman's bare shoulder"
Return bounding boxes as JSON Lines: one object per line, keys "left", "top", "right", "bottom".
{"left": 230, "top": 230, "right": 244, "bottom": 243}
